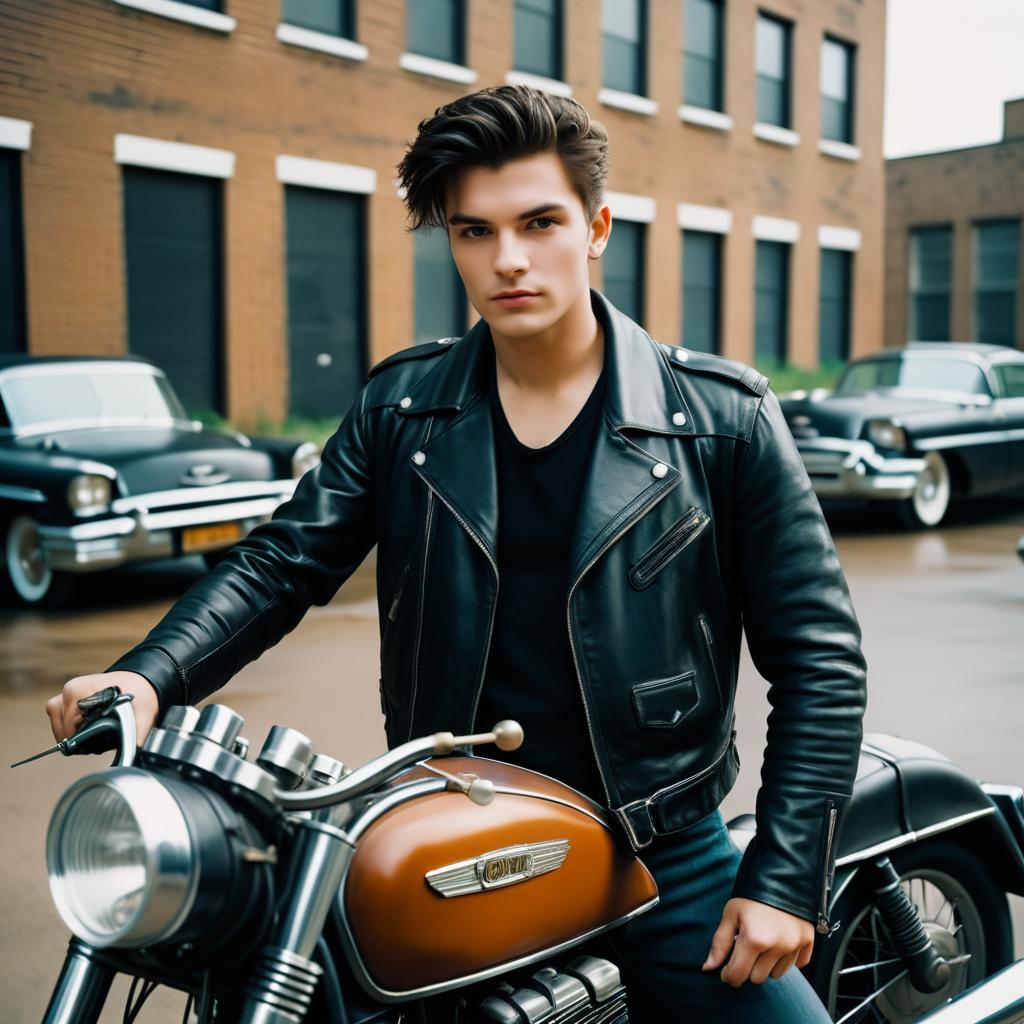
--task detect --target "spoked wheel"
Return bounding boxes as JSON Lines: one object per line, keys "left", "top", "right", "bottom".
{"left": 814, "top": 842, "right": 1013, "bottom": 1023}
{"left": 896, "top": 451, "right": 951, "bottom": 529}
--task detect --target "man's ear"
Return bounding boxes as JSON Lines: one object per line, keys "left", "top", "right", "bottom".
{"left": 589, "top": 204, "right": 612, "bottom": 260}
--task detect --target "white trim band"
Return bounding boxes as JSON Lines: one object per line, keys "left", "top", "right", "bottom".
{"left": 754, "top": 122, "right": 800, "bottom": 147}
{"left": 399, "top": 52, "right": 478, "bottom": 85}
{"left": 678, "top": 203, "right": 732, "bottom": 234}
{"left": 0, "top": 116, "right": 32, "bottom": 151}
{"left": 504, "top": 69, "right": 572, "bottom": 98}
{"left": 598, "top": 88, "right": 659, "bottom": 117}
{"left": 114, "top": 134, "right": 235, "bottom": 178}
{"left": 819, "top": 139, "right": 862, "bottom": 161}
{"left": 818, "top": 225, "right": 861, "bottom": 251}
{"left": 276, "top": 23, "right": 368, "bottom": 62}
{"left": 111, "top": 0, "right": 235, "bottom": 33}
{"left": 276, "top": 155, "right": 376, "bottom": 194}
{"left": 753, "top": 215, "right": 800, "bottom": 243}
{"left": 607, "top": 191, "right": 656, "bottom": 224}
{"left": 678, "top": 105, "right": 733, "bottom": 132}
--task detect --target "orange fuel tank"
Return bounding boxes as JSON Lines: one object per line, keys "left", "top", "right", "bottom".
{"left": 342, "top": 756, "right": 659, "bottom": 998}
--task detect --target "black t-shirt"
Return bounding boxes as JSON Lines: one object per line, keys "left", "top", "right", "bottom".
{"left": 472, "top": 343, "right": 608, "bottom": 802}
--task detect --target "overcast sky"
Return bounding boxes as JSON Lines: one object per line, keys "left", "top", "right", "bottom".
{"left": 884, "top": 0, "right": 1024, "bottom": 158}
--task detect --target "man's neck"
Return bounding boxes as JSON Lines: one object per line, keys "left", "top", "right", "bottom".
{"left": 489, "top": 288, "right": 604, "bottom": 395}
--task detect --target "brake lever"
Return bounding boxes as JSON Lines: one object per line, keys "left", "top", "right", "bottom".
{"left": 10, "top": 690, "right": 137, "bottom": 769}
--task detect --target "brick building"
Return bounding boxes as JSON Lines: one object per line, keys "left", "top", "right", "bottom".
{"left": 886, "top": 97, "right": 1024, "bottom": 351}
{"left": 0, "top": 0, "right": 886, "bottom": 423}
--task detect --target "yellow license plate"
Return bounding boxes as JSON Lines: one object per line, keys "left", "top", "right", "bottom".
{"left": 182, "top": 521, "right": 242, "bottom": 553}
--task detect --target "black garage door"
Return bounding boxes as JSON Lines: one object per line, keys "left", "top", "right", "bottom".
{"left": 1, "top": 148, "right": 27, "bottom": 354}
{"left": 284, "top": 185, "right": 366, "bottom": 419}
{"left": 123, "top": 167, "right": 224, "bottom": 414}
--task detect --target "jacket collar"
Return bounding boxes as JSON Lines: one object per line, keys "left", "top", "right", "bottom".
{"left": 398, "top": 289, "right": 694, "bottom": 436}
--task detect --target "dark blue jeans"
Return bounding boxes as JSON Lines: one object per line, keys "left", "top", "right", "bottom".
{"left": 598, "top": 809, "right": 833, "bottom": 1023}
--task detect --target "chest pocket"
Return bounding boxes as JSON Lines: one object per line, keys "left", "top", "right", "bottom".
{"left": 631, "top": 672, "right": 699, "bottom": 728}
{"left": 628, "top": 507, "right": 710, "bottom": 590}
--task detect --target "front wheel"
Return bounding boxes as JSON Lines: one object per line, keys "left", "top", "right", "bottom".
{"left": 2, "top": 514, "right": 76, "bottom": 608}
{"left": 810, "top": 840, "right": 1013, "bottom": 1023}
{"left": 896, "top": 451, "right": 951, "bottom": 529}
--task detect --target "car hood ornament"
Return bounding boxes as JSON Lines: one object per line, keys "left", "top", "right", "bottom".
{"left": 181, "top": 463, "right": 230, "bottom": 486}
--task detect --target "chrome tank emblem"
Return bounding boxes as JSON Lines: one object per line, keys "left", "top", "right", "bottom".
{"left": 425, "top": 839, "right": 570, "bottom": 898}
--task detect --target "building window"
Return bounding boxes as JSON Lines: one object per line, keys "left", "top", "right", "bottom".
{"left": 282, "top": 0, "right": 355, "bottom": 38}
{"left": 604, "top": 219, "right": 646, "bottom": 326}
{"left": 179, "top": 0, "right": 223, "bottom": 8}
{"left": 123, "top": 168, "right": 225, "bottom": 415}
{"left": 756, "top": 12, "right": 792, "bottom": 128}
{"left": 284, "top": 186, "right": 366, "bottom": 418}
{"left": 602, "top": 0, "right": 646, "bottom": 96}
{"left": 973, "top": 219, "right": 1019, "bottom": 346}
{"left": 407, "top": 0, "right": 465, "bottom": 65}
{"left": 821, "top": 36, "right": 855, "bottom": 144}
{"left": 0, "top": 149, "right": 27, "bottom": 354}
{"left": 682, "top": 230, "right": 722, "bottom": 353}
{"left": 515, "top": 0, "right": 562, "bottom": 81}
{"left": 754, "top": 239, "right": 789, "bottom": 362}
{"left": 683, "top": 0, "right": 724, "bottom": 111}
{"left": 819, "top": 248, "right": 852, "bottom": 364}
{"left": 909, "top": 226, "right": 952, "bottom": 341}
{"left": 414, "top": 228, "right": 466, "bottom": 343}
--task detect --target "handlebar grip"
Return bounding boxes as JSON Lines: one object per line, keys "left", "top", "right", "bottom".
{"left": 63, "top": 716, "right": 121, "bottom": 757}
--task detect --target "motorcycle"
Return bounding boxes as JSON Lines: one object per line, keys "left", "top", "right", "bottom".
{"left": 21, "top": 690, "right": 1024, "bottom": 1024}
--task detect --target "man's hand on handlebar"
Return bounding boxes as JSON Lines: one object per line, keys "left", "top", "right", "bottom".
{"left": 46, "top": 671, "right": 160, "bottom": 748}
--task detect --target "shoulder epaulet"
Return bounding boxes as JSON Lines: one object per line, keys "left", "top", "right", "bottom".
{"left": 367, "top": 337, "right": 458, "bottom": 380}
{"left": 658, "top": 343, "right": 769, "bottom": 397}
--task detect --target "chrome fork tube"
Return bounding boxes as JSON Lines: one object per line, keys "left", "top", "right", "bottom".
{"left": 42, "top": 938, "right": 115, "bottom": 1024}
{"left": 239, "top": 819, "right": 354, "bottom": 1024}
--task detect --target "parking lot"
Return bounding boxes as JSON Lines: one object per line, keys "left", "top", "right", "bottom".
{"left": 1, "top": 497, "right": 1022, "bottom": 1022}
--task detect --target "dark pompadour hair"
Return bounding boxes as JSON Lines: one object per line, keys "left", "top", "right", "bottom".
{"left": 395, "top": 84, "right": 609, "bottom": 232}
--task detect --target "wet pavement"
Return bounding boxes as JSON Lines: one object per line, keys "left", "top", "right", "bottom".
{"left": 1, "top": 495, "right": 1022, "bottom": 1022}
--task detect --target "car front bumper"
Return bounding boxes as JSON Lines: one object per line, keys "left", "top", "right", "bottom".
{"left": 37, "top": 480, "right": 298, "bottom": 573}
{"left": 794, "top": 438, "right": 927, "bottom": 501}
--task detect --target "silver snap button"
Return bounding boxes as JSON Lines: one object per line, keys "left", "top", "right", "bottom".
{"left": 412, "top": 451, "right": 426, "bottom": 466}
{"left": 674, "top": 348, "right": 688, "bottom": 362}
{"left": 672, "top": 411, "right": 686, "bottom": 426}
{"left": 652, "top": 463, "right": 668, "bottom": 479}
{"left": 400, "top": 396, "right": 412, "bottom": 409}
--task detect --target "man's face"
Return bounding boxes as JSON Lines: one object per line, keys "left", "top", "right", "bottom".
{"left": 444, "top": 151, "right": 610, "bottom": 338}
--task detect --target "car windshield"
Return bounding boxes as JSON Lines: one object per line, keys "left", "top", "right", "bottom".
{"left": 0, "top": 365, "right": 188, "bottom": 431}
{"left": 836, "top": 355, "right": 990, "bottom": 397}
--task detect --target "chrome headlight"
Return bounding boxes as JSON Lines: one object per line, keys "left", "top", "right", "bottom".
{"left": 291, "top": 441, "right": 321, "bottom": 478}
{"left": 67, "top": 474, "right": 111, "bottom": 516}
{"left": 46, "top": 769, "right": 195, "bottom": 948}
{"left": 866, "top": 419, "right": 908, "bottom": 452}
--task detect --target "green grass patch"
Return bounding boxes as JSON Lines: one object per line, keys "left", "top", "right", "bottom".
{"left": 754, "top": 362, "right": 845, "bottom": 395}
{"left": 188, "top": 410, "right": 342, "bottom": 449}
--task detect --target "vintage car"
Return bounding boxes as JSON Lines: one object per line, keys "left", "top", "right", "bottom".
{"left": 0, "top": 355, "right": 321, "bottom": 607}
{"left": 780, "top": 342, "right": 1024, "bottom": 528}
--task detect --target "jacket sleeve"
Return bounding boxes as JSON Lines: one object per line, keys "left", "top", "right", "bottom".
{"left": 727, "top": 386, "right": 867, "bottom": 932}
{"left": 105, "top": 386, "right": 378, "bottom": 714}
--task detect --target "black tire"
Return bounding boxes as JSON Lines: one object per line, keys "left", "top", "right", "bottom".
{"left": 807, "top": 840, "right": 1013, "bottom": 1023}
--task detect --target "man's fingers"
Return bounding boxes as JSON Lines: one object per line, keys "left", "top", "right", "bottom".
{"left": 769, "top": 951, "right": 800, "bottom": 980}
{"left": 703, "top": 909, "right": 738, "bottom": 971}
{"left": 45, "top": 695, "right": 64, "bottom": 742}
{"left": 796, "top": 942, "right": 815, "bottom": 970}
{"left": 720, "top": 933, "right": 761, "bottom": 988}
{"left": 749, "top": 949, "right": 783, "bottom": 985}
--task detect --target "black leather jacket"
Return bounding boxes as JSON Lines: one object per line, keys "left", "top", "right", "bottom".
{"left": 110, "top": 290, "right": 867, "bottom": 933}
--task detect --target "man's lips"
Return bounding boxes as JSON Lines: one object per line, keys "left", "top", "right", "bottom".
{"left": 492, "top": 290, "right": 540, "bottom": 299}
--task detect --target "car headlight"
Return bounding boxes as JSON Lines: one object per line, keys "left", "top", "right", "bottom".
{"left": 291, "top": 441, "right": 321, "bottom": 479}
{"left": 866, "top": 420, "right": 907, "bottom": 452}
{"left": 67, "top": 474, "right": 111, "bottom": 516}
{"left": 47, "top": 770, "right": 196, "bottom": 948}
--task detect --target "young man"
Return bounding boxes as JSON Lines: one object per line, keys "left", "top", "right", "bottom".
{"left": 48, "top": 86, "right": 866, "bottom": 1021}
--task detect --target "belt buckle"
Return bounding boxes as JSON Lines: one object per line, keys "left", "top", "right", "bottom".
{"left": 617, "top": 798, "right": 657, "bottom": 850}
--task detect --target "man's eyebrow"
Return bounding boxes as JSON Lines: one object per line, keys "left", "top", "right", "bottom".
{"left": 447, "top": 203, "right": 568, "bottom": 226}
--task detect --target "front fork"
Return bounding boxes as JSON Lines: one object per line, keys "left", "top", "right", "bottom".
{"left": 42, "top": 937, "right": 115, "bottom": 1024}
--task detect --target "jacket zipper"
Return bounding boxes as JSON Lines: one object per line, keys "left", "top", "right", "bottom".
{"left": 412, "top": 474, "right": 500, "bottom": 741}
{"left": 567, "top": 473, "right": 682, "bottom": 806}
{"left": 631, "top": 508, "right": 708, "bottom": 587}
{"left": 817, "top": 800, "right": 838, "bottom": 935}
{"left": 698, "top": 613, "right": 724, "bottom": 711}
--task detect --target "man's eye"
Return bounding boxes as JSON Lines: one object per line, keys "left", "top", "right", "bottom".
{"left": 462, "top": 226, "right": 489, "bottom": 238}
{"left": 531, "top": 217, "right": 556, "bottom": 229}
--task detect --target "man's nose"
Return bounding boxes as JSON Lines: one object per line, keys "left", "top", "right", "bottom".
{"left": 493, "top": 229, "right": 529, "bottom": 277}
